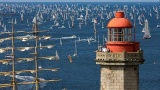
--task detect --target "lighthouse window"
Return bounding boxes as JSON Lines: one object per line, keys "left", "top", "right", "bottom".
{"left": 124, "top": 28, "right": 132, "bottom": 41}
{"left": 117, "top": 28, "right": 123, "bottom": 41}
{"left": 108, "top": 28, "right": 111, "bottom": 41}
{"left": 129, "top": 28, "right": 132, "bottom": 41}
{"left": 113, "top": 29, "right": 117, "bottom": 41}
{"left": 108, "top": 28, "right": 114, "bottom": 41}
{"left": 108, "top": 28, "right": 123, "bottom": 41}
{"left": 108, "top": 28, "right": 132, "bottom": 42}
{"left": 124, "top": 28, "right": 128, "bottom": 41}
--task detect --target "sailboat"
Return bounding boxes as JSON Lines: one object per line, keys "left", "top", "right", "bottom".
{"left": 4, "top": 25, "right": 6, "bottom": 32}
{"left": 73, "top": 40, "right": 77, "bottom": 57}
{"left": 68, "top": 21, "right": 71, "bottom": 28}
{"left": 21, "top": 13, "right": 24, "bottom": 22}
{"left": 55, "top": 50, "right": 59, "bottom": 60}
{"left": 60, "top": 39, "right": 62, "bottom": 46}
{"left": 102, "top": 21, "right": 104, "bottom": 28}
{"left": 14, "top": 18, "right": 17, "bottom": 24}
{"left": 93, "top": 19, "right": 97, "bottom": 41}
{"left": 0, "top": 19, "right": 60, "bottom": 89}
{"left": 143, "top": 19, "right": 151, "bottom": 39}
{"left": 70, "top": 16, "right": 75, "bottom": 28}
{"left": 39, "top": 42, "right": 42, "bottom": 49}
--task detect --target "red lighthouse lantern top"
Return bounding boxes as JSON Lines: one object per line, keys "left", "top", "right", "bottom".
{"left": 107, "top": 11, "right": 133, "bottom": 28}
{"left": 105, "top": 11, "right": 139, "bottom": 52}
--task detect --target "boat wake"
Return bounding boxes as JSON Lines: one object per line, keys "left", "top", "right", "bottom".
{"left": 9, "top": 75, "right": 46, "bottom": 89}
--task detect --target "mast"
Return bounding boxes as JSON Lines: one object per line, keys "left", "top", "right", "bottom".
{"left": 70, "top": 16, "right": 75, "bottom": 28}
{"left": 97, "top": 35, "right": 99, "bottom": 49}
{"left": 93, "top": 19, "right": 97, "bottom": 41}
{"left": 11, "top": 19, "right": 16, "bottom": 90}
{"left": 0, "top": 15, "right": 60, "bottom": 90}
{"left": 133, "top": 13, "right": 136, "bottom": 41}
{"left": 33, "top": 19, "right": 39, "bottom": 90}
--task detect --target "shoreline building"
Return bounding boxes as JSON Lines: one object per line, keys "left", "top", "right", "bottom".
{"left": 95, "top": 11, "right": 144, "bottom": 90}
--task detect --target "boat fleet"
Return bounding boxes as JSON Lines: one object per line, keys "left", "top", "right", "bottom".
{"left": 0, "top": 2, "right": 159, "bottom": 39}
{"left": 0, "top": 2, "right": 159, "bottom": 89}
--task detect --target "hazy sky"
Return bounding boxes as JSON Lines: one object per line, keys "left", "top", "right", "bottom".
{"left": 0, "top": 0, "right": 158, "bottom": 2}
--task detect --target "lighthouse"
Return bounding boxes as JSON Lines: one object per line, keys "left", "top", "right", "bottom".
{"left": 95, "top": 11, "right": 144, "bottom": 90}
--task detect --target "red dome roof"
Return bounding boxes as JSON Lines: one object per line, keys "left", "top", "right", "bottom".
{"left": 107, "top": 11, "right": 133, "bottom": 28}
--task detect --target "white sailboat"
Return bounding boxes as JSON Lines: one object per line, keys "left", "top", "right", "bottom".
{"left": 60, "top": 39, "right": 62, "bottom": 46}
{"left": 143, "top": 19, "right": 151, "bottom": 39}
{"left": 4, "top": 25, "right": 6, "bottom": 32}
{"left": 68, "top": 21, "right": 71, "bottom": 28}
{"left": 55, "top": 50, "right": 59, "bottom": 60}
{"left": 73, "top": 40, "right": 77, "bottom": 57}
{"left": 79, "top": 22, "right": 81, "bottom": 29}
{"left": 93, "top": 19, "right": 97, "bottom": 41}
{"left": 102, "top": 21, "right": 104, "bottom": 28}
{"left": 87, "top": 37, "right": 91, "bottom": 44}
{"left": 39, "top": 42, "right": 42, "bottom": 49}
{"left": 14, "top": 18, "right": 17, "bottom": 24}
{"left": 21, "top": 13, "right": 24, "bottom": 22}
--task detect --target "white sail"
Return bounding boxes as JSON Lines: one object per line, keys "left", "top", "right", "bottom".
{"left": 68, "top": 21, "right": 71, "bottom": 28}
{"left": 73, "top": 40, "right": 77, "bottom": 57}
{"left": 143, "top": 19, "right": 151, "bottom": 39}
{"left": 14, "top": 18, "right": 17, "bottom": 24}
{"left": 32, "top": 16, "right": 36, "bottom": 23}
{"left": 60, "top": 39, "right": 62, "bottom": 46}
{"left": 102, "top": 21, "right": 104, "bottom": 28}
{"left": 4, "top": 25, "right": 6, "bottom": 32}
{"left": 21, "top": 13, "right": 24, "bottom": 22}
{"left": 55, "top": 50, "right": 59, "bottom": 60}
{"left": 40, "top": 42, "right": 42, "bottom": 49}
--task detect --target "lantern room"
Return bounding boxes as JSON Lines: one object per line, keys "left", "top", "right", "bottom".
{"left": 106, "top": 11, "right": 140, "bottom": 52}
{"left": 107, "top": 11, "right": 133, "bottom": 42}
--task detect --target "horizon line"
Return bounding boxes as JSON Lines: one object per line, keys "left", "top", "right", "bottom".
{"left": 0, "top": 1, "right": 158, "bottom": 2}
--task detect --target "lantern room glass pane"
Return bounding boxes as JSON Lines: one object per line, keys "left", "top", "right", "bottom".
{"left": 108, "top": 28, "right": 132, "bottom": 42}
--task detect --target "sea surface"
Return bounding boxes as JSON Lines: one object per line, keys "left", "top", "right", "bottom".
{"left": 0, "top": 2, "right": 160, "bottom": 90}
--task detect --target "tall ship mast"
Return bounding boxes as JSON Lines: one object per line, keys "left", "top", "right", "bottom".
{"left": 0, "top": 18, "right": 60, "bottom": 90}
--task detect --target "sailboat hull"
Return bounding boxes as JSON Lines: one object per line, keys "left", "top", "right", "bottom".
{"left": 143, "top": 35, "right": 151, "bottom": 39}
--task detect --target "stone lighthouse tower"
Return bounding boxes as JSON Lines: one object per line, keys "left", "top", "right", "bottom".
{"left": 95, "top": 11, "right": 144, "bottom": 90}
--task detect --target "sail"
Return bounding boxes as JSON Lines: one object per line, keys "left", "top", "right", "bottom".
{"left": 60, "top": 39, "right": 62, "bottom": 46}
{"left": 73, "top": 41, "right": 77, "bottom": 57}
{"left": 39, "top": 42, "right": 42, "bottom": 49}
{"left": 143, "top": 19, "right": 151, "bottom": 39}
{"left": 14, "top": 18, "right": 17, "bottom": 24}
{"left": 32, "top": 16, "right": 36, "bottom": 23}
{"left": 55, "top": 50, "right": 59, "bottom": 60}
